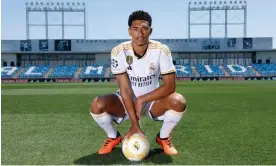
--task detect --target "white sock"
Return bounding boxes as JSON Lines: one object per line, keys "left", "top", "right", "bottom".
{"left": 90, "top": 112, "right": 118, "bottom": 139}
{"left": 160, "top": 109, "right": 185, "bottom": 139}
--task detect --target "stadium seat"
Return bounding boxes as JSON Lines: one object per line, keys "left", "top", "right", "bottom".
{"left": 196, "top": 64, "right": 224, "bottom": 77}
{"left": 19, "top": 66, "right": 49, "bottom": 79}
{"left": 224, "top": 64, "right": 256, "bottom": 76}
{"left": 49, "top": 65, "right": 79, "bottom": 78}
{"left": 252, "top": 64, "right": 276, "bottom": 76}
{"left": 175, "top": 64, "right": 194, "bottom": 77}
{"left": 1, "top": 67, "right": 20, "bottom": 79}
{"left": 81, "top": 64, "right": 107, "bottom": 78}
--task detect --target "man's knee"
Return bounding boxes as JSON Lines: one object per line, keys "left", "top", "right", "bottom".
{"left": 90, "top": 96, "right": 106, "bottom": 114}
{"left": 168, "top": 93, "right": 187, "bottom": 112}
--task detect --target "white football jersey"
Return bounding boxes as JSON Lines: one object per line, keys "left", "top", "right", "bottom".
{"left": 111, "top": 40, "right": 176, "bottom": 97}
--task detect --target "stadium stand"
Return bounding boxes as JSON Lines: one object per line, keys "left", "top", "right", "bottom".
{"left": 80, "top": 65, "right": 107, "bottom": 78}
{"left": 196, "top": 64, "right": 224, "bottom": 77}
{"left": 2, "top": 64, "right": 276, "bottom": 80}
{"left": 175, "top": 65, "right": 194, "bottom": 77}
{"left": 49, "top": 65, "right": 79, "bottom": 78}
{"left": 224, "top": 64, "right": 256, "bottom": 76}
{"left": 252, "top": 64, "right": 276, "bottom": 76}
{"left": 1, "top": 67, "right": 19, "bottom": 79}
{"left": 19, "top": 66, "right": 49, "bottom": 78}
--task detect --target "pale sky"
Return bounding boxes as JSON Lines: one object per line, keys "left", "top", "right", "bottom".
{"left": 1, "top": 0, "right": 276, "bottom": 48}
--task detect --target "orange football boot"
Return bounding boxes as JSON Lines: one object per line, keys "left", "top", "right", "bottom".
{"left": 98, "top": 132, "right": 122, "bottom": 154}
{"left": 156, "top": 133, "right": 178, "bottom": 155}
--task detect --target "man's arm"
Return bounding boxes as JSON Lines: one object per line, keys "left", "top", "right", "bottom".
{"left": 138, "top": 73, "right": 176, "bottom": 103}
{"left": 138, "top": 44, "right": 176, "bottom": 103}
{"left": 116, "top": 73, "right": 139, "bottom": 126}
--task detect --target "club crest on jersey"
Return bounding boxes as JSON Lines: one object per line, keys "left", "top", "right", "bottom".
{"left": 149, "top": 63, "right": 156, "bottom": 72}
{"left": 126, "top": 55, "right": 133, "bottom": 65}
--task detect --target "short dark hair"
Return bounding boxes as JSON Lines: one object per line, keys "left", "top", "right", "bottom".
{"left": 128, "top": 10, "right": 152, "bottom": 27}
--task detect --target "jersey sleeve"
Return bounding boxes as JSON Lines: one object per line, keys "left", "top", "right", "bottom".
{"left": 160, "top": 44, "right": 176, "bottom": 75}
{"left": 111, "top": 48, "right": 127, "bottom": 75}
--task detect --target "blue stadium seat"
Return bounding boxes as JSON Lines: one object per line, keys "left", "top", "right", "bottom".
{"left": 81, "top": 64, "right": 107, "bottom": 78}
{"left": 252, "top": 64, "right": 276, "bottom": 76}
{"left": 19, "top": 66, "right": 49, "bottom": 79}
{"left": 49, "top": 65, "right": 79, "bottom": 78}
{"left": 175, "top": 64, "right": 194, "bottom": 77}
{"left": 224, "top": 64, "right": 256, "bottom": 76}
{"left": 196, "top": 64, "right": 224, "bottom": 77}
{"left": 1, "top": 67, "right": 20, "bottom": 79}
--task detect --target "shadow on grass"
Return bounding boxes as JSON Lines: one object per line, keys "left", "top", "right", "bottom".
{"left": 74, "top": 147, "right": 172, "bottom": 165}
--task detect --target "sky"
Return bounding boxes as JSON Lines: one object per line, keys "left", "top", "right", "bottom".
{"left": 1, "top": 0, "right": 276, "bottom": 48}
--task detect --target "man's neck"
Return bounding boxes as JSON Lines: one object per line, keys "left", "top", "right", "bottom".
{"left": 131, "top": 42, "right": 148, "bottom": 57}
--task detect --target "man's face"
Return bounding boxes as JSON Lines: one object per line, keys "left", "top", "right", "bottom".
{"left": 128, "top": 20, "right": 152, "bottom": 46}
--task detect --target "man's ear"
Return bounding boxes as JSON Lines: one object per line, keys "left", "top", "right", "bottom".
{"left": 149, "top": 28, "right": 153, "bottom": 35}
{"left": 128, "top": 28, "right": 132, "bottom": 36}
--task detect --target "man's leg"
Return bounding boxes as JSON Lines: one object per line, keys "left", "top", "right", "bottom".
{"left": 90, "top": 93, "right": 126, "bottom": 154}
{"left": 149, "top": 92, "right": 187, "bottom": 155}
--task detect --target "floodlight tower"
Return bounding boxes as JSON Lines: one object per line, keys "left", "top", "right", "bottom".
{"left": 188, "top": 0, "right": 247, "bottom": 38}
{"left": 25, "top": 1, "right": 86, "bottom": 39}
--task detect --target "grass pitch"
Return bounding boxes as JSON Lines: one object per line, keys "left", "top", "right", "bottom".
{"left": 2, "top": 81, "right": 276, "bottom": 165}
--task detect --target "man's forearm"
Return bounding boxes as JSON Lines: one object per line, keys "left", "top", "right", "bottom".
{"left": 140, "top": 84, "right": 175, "bottom": 103}
{"left": 120, "top": 88, "right": 139, "bottom": 126}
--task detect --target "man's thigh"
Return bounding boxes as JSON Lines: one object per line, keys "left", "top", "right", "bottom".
{"left": 93, "top": 93, "right": 126, "bottom": 117}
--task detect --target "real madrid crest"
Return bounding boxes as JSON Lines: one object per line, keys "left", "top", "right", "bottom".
{"left": 126, "top": 55, "right": 133, "bottom": 65}
{"left": 149, "top": 62, "right": 156, "bottom": 72}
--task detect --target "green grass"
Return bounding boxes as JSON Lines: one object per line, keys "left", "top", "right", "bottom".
{"left": 2, "top": 81, "right": 276, "bottom": 165}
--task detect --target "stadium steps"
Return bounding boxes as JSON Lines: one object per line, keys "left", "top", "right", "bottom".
{"left": 44, "top": 68, "right": 54, "bottom": 78}
{"left": 13, "top": 68, "right": 25, "bottom": 78}
{"left": 105, "top": 68, "right": 111, "bottom": 78}
{"left": 74, "top": 67, "right": 82, "bottom": 79}
{"left": 249, "top": 66, "right": 261, "bottom": 76}
{"left": 191, "top": 66, "right": 200, "bottom": 77}
{"left": 220, "top": 66, "right": 230, "bottom": 77}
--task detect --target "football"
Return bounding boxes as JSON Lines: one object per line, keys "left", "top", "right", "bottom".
{"left": 122, "top": 133, "right": 150, "bottom": 161}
